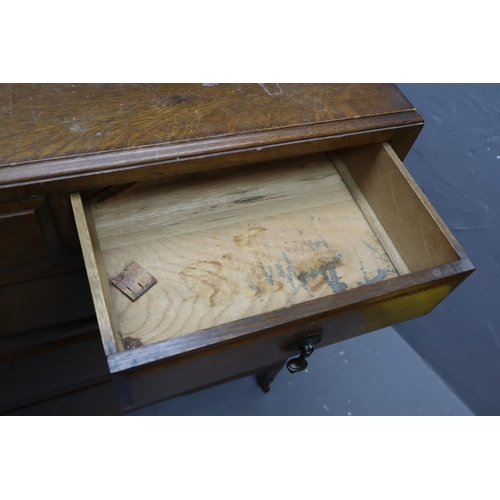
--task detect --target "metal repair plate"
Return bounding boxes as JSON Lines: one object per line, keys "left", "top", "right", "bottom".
{"left": 110, "top": 261, "right": 157, "bottom": 301}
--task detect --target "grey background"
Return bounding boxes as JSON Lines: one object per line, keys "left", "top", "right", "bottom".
{"left": 395, "top": 84, "right": 500, "bottom": 416}
{"left": 130, "top": 84, "right": 497, "bottom": 416}
{"left": 129, "top": 327, "right": 472, "bottom": 416}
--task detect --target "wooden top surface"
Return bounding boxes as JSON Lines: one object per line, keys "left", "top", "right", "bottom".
{"left": 0, "top": 84, "right": 420, "bottom": 187}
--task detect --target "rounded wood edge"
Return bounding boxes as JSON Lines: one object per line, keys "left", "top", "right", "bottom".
{"left": 0, "top": 111, "right": 423, "bottom": 188}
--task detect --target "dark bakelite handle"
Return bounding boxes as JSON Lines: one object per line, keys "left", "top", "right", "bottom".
{"left": 286, "top": 331, "right": 323, "bottom": 374}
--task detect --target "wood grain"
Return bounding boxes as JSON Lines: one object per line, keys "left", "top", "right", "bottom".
{"left": 339, "top": 142, "right": 460, "bottom": 272}
{"left": 89, "top": 154, "right": 398, "bottom": 346}
{"left": 70, "top": 193, "right": 123, "bottom": 355}
{"left": 0, "top": 114, "right": 424, "bottom": 202}
{"left": 0, "top": 84, "right": 423, "bottom": 198}
{"left": 328, "top": 151, "right": 410, "bottom": 275}
{"left": 0, "top": 84, "right": 415, "bottom": 167}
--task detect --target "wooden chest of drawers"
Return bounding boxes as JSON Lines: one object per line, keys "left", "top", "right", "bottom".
{"left": 0, "top": 84, "right": 474, "bottom": 414}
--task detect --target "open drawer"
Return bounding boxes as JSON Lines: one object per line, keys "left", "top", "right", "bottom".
{"left": 70, "top": 142, "right": 474, "bottom": 378}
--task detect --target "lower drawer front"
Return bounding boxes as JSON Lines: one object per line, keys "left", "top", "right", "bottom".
{"left": 114, "top": 279, "right": 459, "bottom": 411}
{"left": 0, "top": 269, "right": 95, "bottom": 339}
{"left": 0, "top": 327, "right": 112, "bottom": 414}
{"left": 4, "top": 381, "right": 118, "bottom": 416}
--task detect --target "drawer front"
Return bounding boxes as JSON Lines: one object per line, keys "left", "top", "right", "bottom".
{"left": 113, "top": 278, "right": 460, "bottom": 411}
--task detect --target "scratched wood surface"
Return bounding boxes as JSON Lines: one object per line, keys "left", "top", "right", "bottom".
{"left": 90, "top": 153, "right": 399, "bottom": 347}
{"left": 0, "top": 84, "right": 414, "bottom": 167}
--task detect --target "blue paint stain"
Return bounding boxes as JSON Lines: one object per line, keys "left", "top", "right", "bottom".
{"left": 362, "top": 240, "right": 379, "bottom": 254}
{"left": 246, "top": 277, "right": 260, "bottom": 293}
{"left": 281, "top": 252, "right": 298, "bottom": 290}
{"left": 283, "top": 252, "right": 348, "bottom": 295}
{"left": 356, "top": 267, "right": 391, "bottom": 287}
{"left": 259, "top": 262, "right": 275, "bottom": 287}
{"left": 301, "top": 239, "right": 330, "bottom": 252}
{"left": 275, "top": 261, "right": 286, "bottom": 279}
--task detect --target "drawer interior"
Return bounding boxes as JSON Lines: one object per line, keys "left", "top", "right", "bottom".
{"left": 71, "top": 142, "right": 461, "bottom": 360}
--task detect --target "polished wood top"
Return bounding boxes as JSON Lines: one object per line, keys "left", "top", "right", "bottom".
{"left": 0, "top": 84, "right": 422, "bottom": 190}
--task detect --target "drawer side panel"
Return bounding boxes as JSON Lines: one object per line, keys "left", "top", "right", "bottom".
{"left": 70, "top": 192, "right": 123, "bottom": 354}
